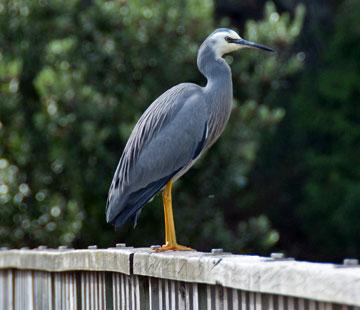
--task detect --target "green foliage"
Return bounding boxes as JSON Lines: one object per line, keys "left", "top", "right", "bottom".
{"left": 0, "top": 0, "right": 303, "bottom": 252}
{"left": 293, "top": 0, "right": 360, "bottom": 259}
{"left": 249, "top": 0, "right": 360, "bottom": 261}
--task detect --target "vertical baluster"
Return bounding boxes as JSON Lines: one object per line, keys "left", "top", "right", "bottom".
{"left": 319, "top": 302, "right": 326, "bottom": 310}
{"left": 223, "top": 287, "right": 229, "bottom": 310}
{"left": 255, "top": 292, "right": 262, "bottom": 310}
{"left": 178, "top": 282, "right": 185, "bottom": 310}
{"left": 185, "top": 282, "right": 191, "bottom": 310}
{"left": 192, "top": 283, "right": 199, "bottom": 310}
{"left": 81, "top": 272, "right": 86, "bottom": 310}
{"left": 206, "top": 285, "right": 212, "bottom": 310}
{"left": 71, "top": 272, "right": 77, "bottom": 310}
{"left": 42, "top": 271, "right": 50, "bottom": 310}
{"left": 163, "top": 279, "right": 169, "bottom": 310}
{"left": 17, "top": 271, "right": 21, "bottom": 310}
{"left": 8, "top": 270, "right": 14, "bottom": 309}
{"left": 96, "top": 272, "right": 100, "bottom": 310}
{"left": 48, "top": 272, "right": 53, "bottom": 310}
{"left": 325, "top": 303, "right": 333, "bottom": 310}
{"left": 121, "top": 274, "right": 126, "bottom": 310}
{"left": 240, "top": 291, "right": 247, "bottom": 310}
{"left": 24, "top": 271, "right": 34, "bottom": 310}
{"left": 112, "top": 273, "right": 117, "bottom": 309}
{"left": 86, "top": 272, "right": 91, "bottom": 310}
{"left": 98, "top": 272, "right": 103, "bottom": 310}
{"left": 268, "top": 295, "right": 275, "bottom": 310}
{"left": 69, "top": 273, "right": 73, "bottom": 310}
{"left": 248, "top": 292, "right": 255, "bottom": 310}
{"left": 61, "top": 273, "right": 66, "bottom": 310}
{"left": 215, "top": 285, "right": 223, "bottom": 310}
{"left": 158, "top": 279, "right": 163, "bottom": 310}
{"left": 92, "top": 273, "right": 96, "bottom": 310}
{"left": 33, "top": 271, "right": 39, "bottom": 308}
{"left": 287, "top": 297, "right": 294, "bottom": 310}
{"left": 0, "top": 271, "right": 3, "bottom": 309}
{"left": 102, "top": 273, "right": 107, "bottom": 309}
{"left": 134, "top": 276, "right": 141, "bottom": 310}
{"left": 14, "top": 271, "right": 19, "bottom": 310}
{"left": 99, "top": 272, "right": 104, "bottom": 310}
{"left": 130, "top": 276, "right": 136, "bottom": 310}
{"left": 41, "top": 272, "right": 46, "bottom": 309}
{"left": 90, "top": 272, "right": 95, "bottom": 310}
{"left": 114, "top": 273, "right": 120, "bottom": 310}
{"left": 8, "top": 271, "right": 12, "bottom": 309}
{"left": 149, "top": 277, "right": 159, "bottom": 310}
{"left": 53, "top": 273, "right": 60, "bottom": 310}
{"left": 278, "top": 295, "right": 285, "bottom": 310}
{"left": 170, "top": 280, "right": 177, "bottom": 309}
{"left": 309, "top": 300, "right": 317, "bottom": 310}
{"left": 232, "top": 289, "right": 239, "bottom": 310}
{"left": 298, "top": 298, "right": 306, "bottom": 310}
{"left": 64, "top": 273, "right": 69, "bottom": 310}
{"left": 2, "top": 270, "right": 13, "bottom": 310}
{"left": 127, "top": 275, "right": 132, "bottom": 309}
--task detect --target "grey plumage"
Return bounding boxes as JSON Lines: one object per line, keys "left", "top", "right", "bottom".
{"left": 106, "top": 28, "right": 274, "bottom": 229}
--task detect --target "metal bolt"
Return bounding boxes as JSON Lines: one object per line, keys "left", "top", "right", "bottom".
{"left": 37, "top": 245, "right": 47, "bottom": 250}
{"left": 58, "top": 245, "right": 68, "bottom": 250}
{"left": 150, "top": 245, "right": 161, "bottom": 250}
{"left": 88, "top": 245, "right": 97, "bottom": 249}
{"left": 20, "top": 247, "right": 29, "bottom": 250}
{"left": 211, "top": 248, "right": 224, "bottom": 254}
{"left": 116, "top": 243, "right": 126, "bottom": 248}
{"left": 343, "top": 258, "right": 359, "bottom": 266}
{"left": 271, "top": 252, "right": 285, "bottom": 260}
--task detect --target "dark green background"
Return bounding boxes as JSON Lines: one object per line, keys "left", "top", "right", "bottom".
{"left": 0, "top": 0, "right": 359, "bottom": 262}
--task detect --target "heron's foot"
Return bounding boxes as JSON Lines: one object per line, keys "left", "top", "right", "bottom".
{"left": 154, "top": 242, "right": 194, "bottom": 252}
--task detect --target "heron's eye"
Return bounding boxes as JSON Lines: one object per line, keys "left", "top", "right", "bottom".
{"left": 225, "top": 36, "right": 233, "bottom": 43}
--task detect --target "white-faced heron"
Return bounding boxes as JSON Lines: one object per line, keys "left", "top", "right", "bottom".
{"left": 106, "top": 28, "right": 274, "bottom": 251}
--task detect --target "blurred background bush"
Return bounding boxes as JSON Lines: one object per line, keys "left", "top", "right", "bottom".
{"left": 0, "top": 0, "right": 359, "bottom": 262}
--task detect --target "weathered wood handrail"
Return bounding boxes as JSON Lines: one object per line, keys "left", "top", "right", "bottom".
{"left": 0, "top": 247, "right": 359, "bottom": 309}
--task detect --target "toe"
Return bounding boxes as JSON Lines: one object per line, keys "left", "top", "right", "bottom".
{"left": 153, "top": 244, "right": 194, "bottom": 252}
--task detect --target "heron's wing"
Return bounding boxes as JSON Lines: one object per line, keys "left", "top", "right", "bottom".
{"left": 106, "top": 84, "right": 208, "bottom": 228}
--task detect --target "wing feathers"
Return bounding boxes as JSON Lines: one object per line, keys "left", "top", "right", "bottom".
{"left": 106, "top": 83, "right": 208, "bottom": 227}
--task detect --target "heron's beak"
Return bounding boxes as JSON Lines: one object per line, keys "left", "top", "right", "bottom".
{"left": 233, "top": 38, "right": 274, "bottom": 53}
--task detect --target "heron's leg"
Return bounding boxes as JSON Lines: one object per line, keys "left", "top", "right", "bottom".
{"left": 163, "top": 181, "right": 176, "bottom": 244}
{"left": 154, "top": 180, "right": 193, "bottom": 252}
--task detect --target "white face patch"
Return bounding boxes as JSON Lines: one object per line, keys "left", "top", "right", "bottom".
{"left": 208, "top": 29, "right": 242, "bottom": 58}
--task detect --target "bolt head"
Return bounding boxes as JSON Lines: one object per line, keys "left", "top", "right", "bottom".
{"left": 343, "top": 258, "right": 358, "bottom": 266}
{"left": 150, "top": 245, "right": 161, "bottom": 250}
{"left": 116, "top": 243, "right": 126, "bottom": 248}
{"left": 271, "top": 252, "right": 285, "bottom": 260}
{"left": 88, "top": 245, "right": 97, "bottom": 249}
{"left": 37, "top": 245, "right": 47, "bottom": 250}
{"left": 211, "top": 248, "right": 224, "bottom": 254}
{"left": 58, "top": 245, "right": 68, "bottom": 250}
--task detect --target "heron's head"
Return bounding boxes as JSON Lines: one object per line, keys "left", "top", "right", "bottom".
{"left": 205, "top": 28, "right": 274, "bottom": 58}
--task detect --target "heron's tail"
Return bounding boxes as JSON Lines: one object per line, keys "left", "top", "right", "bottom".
{"left": 106, "top": 175, "right": 171, "bottom": 229}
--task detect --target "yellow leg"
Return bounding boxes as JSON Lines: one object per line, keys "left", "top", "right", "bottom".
{"left": 154, "top": 181, "right": 193, "bottom": 252}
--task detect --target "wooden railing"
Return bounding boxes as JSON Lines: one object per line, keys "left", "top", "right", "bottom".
{"left": 0, "top": 246, "right": 359, "bottom": 309}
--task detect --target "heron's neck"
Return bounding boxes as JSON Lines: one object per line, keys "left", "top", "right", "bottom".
{"left": 197, "top": 44, "right": 232, "bottom": 90}
{"left": 197, "top": 44, "right": 233, "bottom": 145}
